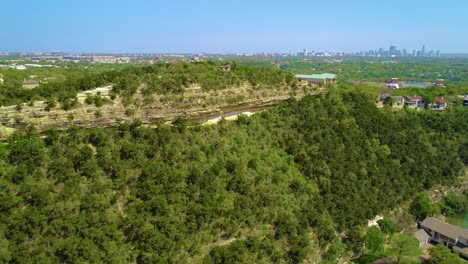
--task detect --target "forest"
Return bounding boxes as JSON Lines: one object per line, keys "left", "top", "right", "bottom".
{"left": 0, "top": 88, "right": 466, "bottom": 263}
{"left": 0, "top": 62, "right": 295, "bottom": 107}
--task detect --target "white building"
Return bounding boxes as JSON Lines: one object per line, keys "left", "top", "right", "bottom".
{"left": 420, "top": 217, "right": 468, "bottom": 258}
{"left": 12, "top": 65, "right": 26, "bottom": 70}
{"left": 91, "top": 56, "right": 117, "bottom": 63}
{"left": 386, "top": 83, "right": 399, "bottom": 90}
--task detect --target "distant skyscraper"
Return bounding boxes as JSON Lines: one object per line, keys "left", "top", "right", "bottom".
{"left": 413, "top": 49, "right": 417, "bottom": 56}
{"left": 378, "top": 48, "right": 384, "bottom": 56}
{"left": 421, "top": 45, "right": 426, "bottom": 56}
{"left": 303, "top": 48, "right": 308, "bottom": 56}
{"left": 402, "top": 49, "right": 407, "bottom": 56}
{"left": 436, "top": 50, "right": 440, "bottom": 57}
{"left": 389, "top": 45, "right": 397, "bottom": 56}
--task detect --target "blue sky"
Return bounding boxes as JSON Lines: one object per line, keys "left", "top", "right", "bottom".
{"left": 2, "top": 0, "right": 467, "bottom": 53}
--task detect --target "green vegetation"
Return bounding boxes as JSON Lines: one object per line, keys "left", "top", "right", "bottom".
{"left": 387, "top": 234, "right": 422, "bottom": 264}
{"left": 354, "top": 231, "right": 422, "bottom": 264}
{"left": 409, "top": 193, "right": 438, "bottom": 220}
{"left": 408, "top": 191, "right": 467, "bottom": 222}
{"left": 0, "top": 89, "right": 466, "bottom": 263}
{"left": 391, "top": 86, "right": 468, "bottom": 103}
{"left": 238, "top": 57, "right": 468, "bottom": 86}
{"left": 428, "top": 244, "right": 465, "bottom": 264}
{"left": 0, "top": 62, "right": 125, "bottom": 107}
{"left": 377, "top": 218, "right": 396, "bottom": 235}
{"left": 0, "top": 62, "right": 296, "bottom": 107}
{"left": 439, "top": 192, "right": 468, "bottom": 216}
{"left": 364, "top": 227, "right": 386, "bottom": 256}
{"left": 237, "top": 56, "right": 468, "bottom": 104}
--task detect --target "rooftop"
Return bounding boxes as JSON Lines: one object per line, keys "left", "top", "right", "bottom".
{"left": 295, "top": 73, "right": 337, "bottom": 80}
{"left": 436, "top": 97, "right": 447, "bottom": 103}
{"left": 406, "top": 96, "right": 423, "bottom": 101}
{"left": 413, "top": 229, "right": 430, "bottom": 243}
{"left": 453, "top": 244, "right": 468, "bottom": 257}
{"left": 422, "top": 217, "right": 468, "bottom": 240}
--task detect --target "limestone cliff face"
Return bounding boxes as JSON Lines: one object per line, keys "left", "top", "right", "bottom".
{"left": 0, "top": 83, "right": 320, "bottom": 138}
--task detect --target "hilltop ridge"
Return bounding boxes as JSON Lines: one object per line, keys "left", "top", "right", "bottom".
{"left": 0, "top": 62, "right": 322, "bottom": 137}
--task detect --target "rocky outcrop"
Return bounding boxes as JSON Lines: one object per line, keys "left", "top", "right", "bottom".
{"left": 0, "top": 83, "right": 322, "bottom": 138}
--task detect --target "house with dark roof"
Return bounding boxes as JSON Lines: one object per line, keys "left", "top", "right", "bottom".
{"left": 413, "top": 229, "right": 431, "bottom": 247}
{"left": 385, "top": 78, "right": 401, "bottom": 90}
{"left": 434, "top": 79, "right": 446, "bottom": 87}
{"left": 404, "top": 96, "right": 425, "bottom": 110}
{"left": 386, "top": 83, "right": 400, "bottom": 90}
{"left": 421, "top": 217, "right": 468, "bottom": 257}
{"left": 378, "top": 94, "right": 405, "bottom": 109}
{"left": 462, "top": 95, "right": 468, "bottom": 107}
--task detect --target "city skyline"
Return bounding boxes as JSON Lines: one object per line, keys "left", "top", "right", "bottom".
{"left": 2, "top": 0, "right": 468, "bottom": 53}
{"left": 0, "top": 44, "right": 446, "bottom": 57}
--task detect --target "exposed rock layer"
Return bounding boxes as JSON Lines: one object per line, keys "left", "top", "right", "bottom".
{"left": 0, "top": 83, "right": 320, "bottom": 138}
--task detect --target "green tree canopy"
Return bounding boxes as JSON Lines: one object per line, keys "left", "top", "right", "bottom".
{"left": 365, "top": 227, "right": 386, "bottom": 256}
{"left": 428, "top": 244, "right": 464, "bottom": 264}
{"left": 377, "top": 218, "right": 396, "bottom": 235}
{"left": 409, "top": 193, "right": 436, "bottom": 220}
{"left": 388, "top": 234, "right": 422, "bottom": 264}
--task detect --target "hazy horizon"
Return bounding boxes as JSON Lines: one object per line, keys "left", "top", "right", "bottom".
{"left": 3, "top": 0, "right": 468, "bottom": 54}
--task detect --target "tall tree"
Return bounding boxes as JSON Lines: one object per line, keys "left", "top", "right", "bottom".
{"left": 409, "top": 193, "right": 435, "bottom": 220}
{"left": 388, "top": 234, "right": 422, "bottom": 264}
{"left": 365, "top": 227, "right": 386, "bottom": 256}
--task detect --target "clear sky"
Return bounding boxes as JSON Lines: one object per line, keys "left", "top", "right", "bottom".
{"left": 2, "top": 0, "right": 468, "bottom": 53}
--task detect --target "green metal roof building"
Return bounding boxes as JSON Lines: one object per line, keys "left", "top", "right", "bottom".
{"left": 295, "top": 73, "right": 337, "bottom": 86}
{"left": 295, "top": 73, "right": 337, "bottom": 79}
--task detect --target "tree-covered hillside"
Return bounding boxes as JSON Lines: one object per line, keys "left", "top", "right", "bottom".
{"left": 0, "top": 62, "right": 296, "bottom": 107}
{"left": 0, "top": 91, "right": 466, "bottom": 263}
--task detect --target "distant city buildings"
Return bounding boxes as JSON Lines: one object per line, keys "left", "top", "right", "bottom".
{"left": 91, "top": 56, "right": 117, "bottom": 63}
{"left": 295, "top": 49, "right": 343, "bottom": 57}
{"left": 0, "top": 46, "right": 447, "bottom": 63}
{"left": 285, "top": 45, "right": 440, "bottom": 58}
{"left": 354, "top": 45, "right": 440, "bottom": 58}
